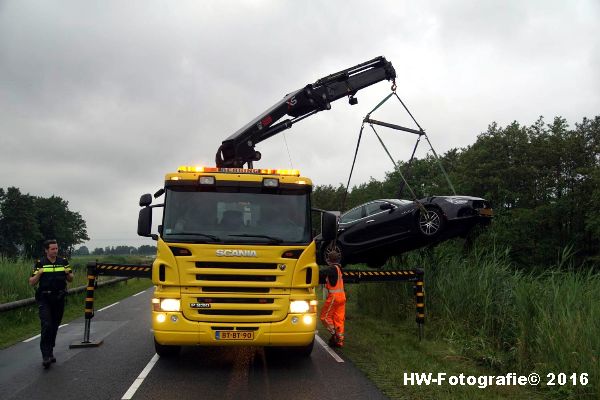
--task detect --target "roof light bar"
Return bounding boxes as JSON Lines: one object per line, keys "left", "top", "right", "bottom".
{"left": 177, "top": 166, "right": 300, "bottom": 176}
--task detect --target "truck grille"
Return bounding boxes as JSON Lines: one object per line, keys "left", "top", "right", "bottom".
{"left": 196, "top": 274, "right": 276, "bottom": 282}
{"left": 197, "top": 297, "right": 274, "bottom": 304}
{"left": 201, "top": 287, "right": 270, "bottom": 293}
{"left": 181, "top": 260, "right": 290, "bottom": 322}
{"left": 196, "top": 261, "right": 278, "bottom": 269}
{"left": 198, "top": 310, "right": 273, "bottom": 316}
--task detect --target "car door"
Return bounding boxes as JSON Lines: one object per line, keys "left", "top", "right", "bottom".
{"left": 359, "top": 200, "right": 390, "bottom": 243}
{"left": 338, "top": 205, "right": 366, "bottom": 244}
{"left": 377, "top": 200, "right": 416, "bottom": 240}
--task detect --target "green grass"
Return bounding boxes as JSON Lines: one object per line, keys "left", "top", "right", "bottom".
{"left": 0, "top": 255, "right": 153, "bottom": 303}
{"left": 0, "top": 278, "right": 153, "bottom": 349}
{"left": 349, "top": 242, "right": 600, "bottom": 399}
{"left": 318, "top": 288, "right": 545, "bottom": 399}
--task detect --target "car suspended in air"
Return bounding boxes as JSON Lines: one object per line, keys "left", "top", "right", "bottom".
{"left": 316, "top": 196, "right": 493, "bottom": 268}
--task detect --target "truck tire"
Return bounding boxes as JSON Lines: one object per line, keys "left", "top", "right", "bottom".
{"left": 265, "top": 338, "right": 314, "bottom": 358}
{"left": 291, "top": 338, "right": 314, "bottom": 357}
{"left": 154, "top": 338, "right": 181, "bottom": 357}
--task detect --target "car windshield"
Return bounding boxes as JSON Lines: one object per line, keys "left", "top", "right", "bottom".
{"left": 162, "top": 188, "right": 311, "bottom": 245}
{"left": 390, "top": 199, "right": 413, "bottom": 205}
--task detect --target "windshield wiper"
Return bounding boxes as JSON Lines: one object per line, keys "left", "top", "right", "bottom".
{"left": 228, "top": 234, "right": 284, "bottom": 244}
{"left": 168, "top": 232, "right": 221, "bottom": 241}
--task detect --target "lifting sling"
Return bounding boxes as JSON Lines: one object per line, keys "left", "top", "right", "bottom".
{"left": 342, "top": 84, "right": 457, "bottom": 211}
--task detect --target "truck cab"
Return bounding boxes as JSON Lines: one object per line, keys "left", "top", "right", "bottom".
{"left": 139, "top": 166, "right": 334, "bottom": 357}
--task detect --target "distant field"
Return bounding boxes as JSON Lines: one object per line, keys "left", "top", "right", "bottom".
{"left": 0, "top": 255, "right": 154, "bottom": 304}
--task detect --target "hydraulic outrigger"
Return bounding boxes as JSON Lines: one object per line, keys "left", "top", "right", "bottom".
{"left": 72, "top": 262, "right": 425, "bottom": 348}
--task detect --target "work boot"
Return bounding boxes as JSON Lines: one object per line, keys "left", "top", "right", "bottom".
{"left": 50, "top": 354, "right": 56, "bottom": 363}
{"left": 328, "top": 335, "right": 336, "bottom": 347}
{"left": 42, "top": 357, "right": 52, "bottom": 369}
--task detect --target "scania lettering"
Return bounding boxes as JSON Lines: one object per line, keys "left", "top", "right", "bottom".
{"left": 216, "top": 249, "right": 258, "bottom": 257}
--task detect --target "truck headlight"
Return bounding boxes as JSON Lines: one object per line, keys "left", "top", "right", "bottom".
{"left": 290, "top": 300, "right": 310, "bottom": 313}
{"left": 160, "top": 299, "right": 181, "bottom": 312}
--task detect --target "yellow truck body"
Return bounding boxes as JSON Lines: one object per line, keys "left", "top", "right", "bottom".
{"left": 150, "top": 167, "right": 318, "bottom": 352}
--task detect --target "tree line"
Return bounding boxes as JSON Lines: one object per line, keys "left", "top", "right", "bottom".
{"left": 312, "top": 115, "right": 600, "bottom": 268}
{"left": 73, "top": 245, "right": 157, "bottom": 256}
{"left": 0, "top": 187, "right": 89, "bottom": 260}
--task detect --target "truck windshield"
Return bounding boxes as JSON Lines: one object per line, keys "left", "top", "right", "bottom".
{"left": 162, "top": 188, "right": 311, "bottom": 245}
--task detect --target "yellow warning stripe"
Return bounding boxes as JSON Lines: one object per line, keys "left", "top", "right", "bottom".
{"left": 96, "top": 265, "right": 151, "bottom": 271}
{"left": 86, "top": 286, "right": 94, "bottom": 291}
{"left": 85, "top": 297, "right": 94, "bottom": 302}
{"left": 85, "top": 308, "right": 93, "bottom": 313}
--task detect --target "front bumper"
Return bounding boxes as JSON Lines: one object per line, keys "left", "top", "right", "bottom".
{"left": 153, "top": 311, "right": 316, "bottom": 347}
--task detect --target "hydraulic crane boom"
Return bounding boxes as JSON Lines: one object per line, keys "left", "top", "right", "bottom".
{"left": 215, "top": 56, "right": 396, "bottom": 168}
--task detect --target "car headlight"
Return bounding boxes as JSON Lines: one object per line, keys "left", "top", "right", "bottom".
{"left": 446, "top": 198, "right": 468, "bottom": 205}
{"left": 290, "top": 300, "right": 310, "bottom": 313}
{"left": 160, "top": 298, "right": 181, "bottom": 312}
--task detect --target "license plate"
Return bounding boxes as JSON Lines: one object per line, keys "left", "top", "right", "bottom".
{"left": 215, "top": 331, "right": 254, "bottom": 340}
{"left": 478, "top": 208, "right": 493, "bottom": 216}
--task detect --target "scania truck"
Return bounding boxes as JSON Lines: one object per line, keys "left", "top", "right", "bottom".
{"left": 137, "top": 57, "right": 396, "bottom": 356}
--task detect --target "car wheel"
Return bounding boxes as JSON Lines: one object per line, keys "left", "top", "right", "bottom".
{"left": 322, "top": 241, "right": 343, "bottom": 265}
{"left": 417, "top": 207, "right": 445, "bottom": 237}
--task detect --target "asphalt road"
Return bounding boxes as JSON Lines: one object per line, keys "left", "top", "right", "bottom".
{"left": 0, "top": 289, "right": 387, "bottom": 400}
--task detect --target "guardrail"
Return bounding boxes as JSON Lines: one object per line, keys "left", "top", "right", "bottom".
{"left": 0, "top": 277, "right": 130, "bottom": 313}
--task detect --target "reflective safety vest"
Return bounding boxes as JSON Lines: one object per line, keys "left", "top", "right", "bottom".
{"left": 32, "top": 256, "right": 72, "bottom": 292}
{"left": 325, "top": 264, "right": 344, "bottom": 293}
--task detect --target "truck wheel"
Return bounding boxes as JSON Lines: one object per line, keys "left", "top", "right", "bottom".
{"left": 265, "top": 339, "right": 314, "bottom": 358}
{"left": 154, "top": 338, "right": 181, "bottom": 357}
{"left": 291, "top": 338, "right": 314, "bottom": 357}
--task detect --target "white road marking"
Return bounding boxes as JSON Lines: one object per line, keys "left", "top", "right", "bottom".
{"left": 133, "top": 290, "right": 146, "bottom": 297}
{"left": 23, "top": 324, "right": 68, "bottom": 342}
{"left": 97, "top": 301, "right": 119, "bottom": 312}
{"left": 122, "top": 353, "right": 160, "bottom": 399}
{"left": 23, "top": 334, "right": 40, "bottom": 343}
{"left": 315, "top": 334, "right": 344, "bottom": 363}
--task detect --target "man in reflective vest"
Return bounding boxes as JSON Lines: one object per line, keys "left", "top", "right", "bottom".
{"left": 29, "top": 239, "right": 73, "bottom": 368}
{"left": 320, "top": 256, "right": 346, "bottom": 348}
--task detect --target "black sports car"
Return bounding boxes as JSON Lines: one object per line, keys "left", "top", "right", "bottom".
{"left": 316, "top": 196, "right": 493, "bottom": 268}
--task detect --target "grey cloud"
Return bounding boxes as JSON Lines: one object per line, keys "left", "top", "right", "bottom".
{"left": 1, "top": 0, "right": 598, "bottom": 250}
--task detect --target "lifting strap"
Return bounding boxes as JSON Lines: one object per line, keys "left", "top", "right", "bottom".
{"left": 342, "top": 86, "right": 457, "bottom": 211}
{"left": 367, "top": 123, "right": 421, "bottom": 203}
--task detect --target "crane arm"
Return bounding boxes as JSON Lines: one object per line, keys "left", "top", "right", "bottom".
{"left": 216, "top": 56, "right": 396, "bottom": 168}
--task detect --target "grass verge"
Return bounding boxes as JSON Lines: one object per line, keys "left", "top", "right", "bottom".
{"left": 318, "top": 285, "right": 545, "bottom": 400}
{"left": 0, "top": 278, "right": 153, "bottom": 349}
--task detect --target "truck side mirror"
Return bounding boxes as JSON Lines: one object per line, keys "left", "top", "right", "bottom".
{"left": 138, "top": 207, "right": 152, "bottom": 237}
{"left": 140, "top": 193, "right": 152, "bottom": 207}
{"left": 321, "top": 212, "right": 338, "bottom": 241}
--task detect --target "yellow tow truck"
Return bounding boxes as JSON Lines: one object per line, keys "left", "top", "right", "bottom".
{"left": 137, "top": 57, "right": 396, "bottom": 356}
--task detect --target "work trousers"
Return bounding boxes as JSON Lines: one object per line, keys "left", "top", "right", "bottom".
{"left": 320, "top": 292, "right": 346, "bottom": 339}
{"left": 37, "top": 292, "right": 66, "bottom": 358}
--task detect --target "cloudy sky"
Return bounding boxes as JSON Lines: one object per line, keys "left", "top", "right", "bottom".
{"left": 1, "top": 0, "right": 599, "bottom": 251}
